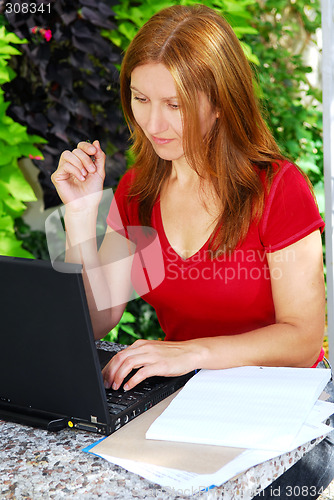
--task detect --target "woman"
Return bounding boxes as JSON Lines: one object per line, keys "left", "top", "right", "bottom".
{"left": 52, "top": 5, "right": 332, "bottom": 496}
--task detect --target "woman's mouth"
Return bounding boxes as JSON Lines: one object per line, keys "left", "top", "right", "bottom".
{"left": 152, "top": 136, "right": 174, "bottom": 145}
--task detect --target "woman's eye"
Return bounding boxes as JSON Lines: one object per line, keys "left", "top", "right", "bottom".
{"left": 168, "top": 103, "right": 179, "bottom": 110}
{"left": 133, "top": 96, "right": 147, "bottom": 103}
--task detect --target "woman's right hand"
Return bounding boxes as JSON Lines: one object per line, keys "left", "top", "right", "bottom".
{"left": 51, "top": 140, "right": 106, "bottom": 212}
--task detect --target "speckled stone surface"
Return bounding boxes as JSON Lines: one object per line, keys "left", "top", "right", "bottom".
{"left": 0, "top": 418, "right": 321, "bottom": 499}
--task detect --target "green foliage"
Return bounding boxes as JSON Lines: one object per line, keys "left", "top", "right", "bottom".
{"left": 103, "top": 310, "right": 138, "bottom": 344}
{"left": 102, "top": 298, "right": 164, "bottom": 344}
{"left": 0, "top": 25, "right": 46, "bottom": 257}
{"left": 245, "top": 0, "right": 323, "bottom": 211}
{"left": 102, "top": 0, "right": 260, "bottom": 64}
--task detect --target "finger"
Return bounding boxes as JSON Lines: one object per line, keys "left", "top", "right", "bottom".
{"left": 52, "top": 161, "right": 86, "bottom": 183}
{"left": 103, "top": 349, "right": 149, "bottom": 390}
{"left": 77, "top": 141, "right": 97, "bottom": 157}
{"left": 72, "top": 147, "right": 96, "bottom": 174}
{"left": 102, "top": 349, "right": 133, "bottom": 389}
{"left": 101, "top": 341, "right": 152, "bottom": 389}
{"left": 123, "top": 365, "right": 158, "bottom": 391}
{"left": 92, "top": 140, "right": 106, "bottom": 173}
{"left": 59, "top": 150, "right": 88, "bottom": 176}
{"left": 111, "top": 354, "right": 141, "bottom": 390}
{"left": 108, "top": 341, "right": 158, "bottom": 389}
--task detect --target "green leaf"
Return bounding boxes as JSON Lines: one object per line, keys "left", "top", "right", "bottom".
{"left": 118, "top": 22, "right": 138, "bottom": 41}
{"left": 240, "top": 42, "right": 260, "bottom": 65}
{"left": 233, "top": 26, "right": 258, "bottom": 36}
{"left": 2, "top": 196, "right": 26, "bottom": 216}
{"left": 0, "top": 120, "right": 31, "bottom": 145}
{"left": 120, "top": 324, "right": 139, "bottom": 337}
{"left": 102, "top": 329, "right": 119, "bottom": 343}
{"left": 0, "top": 65, "right": 12, "bottom": 84}
{"left": 6, "top": 170, "right": 37, "bottom": 202}
{"left": 298, "top": 158, "right": 321, "bottom": 174}
{"left": 0, "top": 215, "right": 14, "bottom": 232}
{"left": 0, "top": 179, "right": 9, "bottom": 198}
{"left": 0, "top": 26, "right": 26, "bottom": 44}
{"left": 121, "top": 311, "right": 136, "bottom": 323}
{"left": 104, "top": 30, "right": 123, "bottom": 48}
{"left": 0, "top": 42, "right": 21, "bottom": 56}
{"left": 0, "top": 233, "right": 34, "bottom": 258}
{"left": 17, "top": 143, "right": 44, "bottom": 159}
{"left": 0, "top": 163, "right": 36, "bottom": 201}
{"left": 0, "top": 145, "right": 19, "bottom": 164}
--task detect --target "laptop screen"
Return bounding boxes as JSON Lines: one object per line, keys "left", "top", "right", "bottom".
{"left": 0, "top": 256, "right": 110, "bottom": 428}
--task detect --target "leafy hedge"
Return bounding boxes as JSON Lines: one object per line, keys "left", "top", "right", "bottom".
{"left": 245, "top": 0, "right": 323, "bottom": 211}
{"left": 2, "top": 0, "right": 128, "bottom": 209}
{"left": 0, "top": 23, "right": 45, "bottom": 257}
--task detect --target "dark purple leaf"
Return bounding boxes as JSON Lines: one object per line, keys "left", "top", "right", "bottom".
{"left": 81, "top": 6, "right": 115, "bottom": 29}
{"left": 60, "top": 11, "right": 78, "bottom": 25}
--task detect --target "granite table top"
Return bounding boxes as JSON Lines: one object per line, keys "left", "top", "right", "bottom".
{"left": 0, "top": 418, "right": 320, "bottom": 500}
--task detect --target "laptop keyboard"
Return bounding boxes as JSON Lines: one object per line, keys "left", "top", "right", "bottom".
{"left": 105, "top": 377, "right": 166, "bottom": 415}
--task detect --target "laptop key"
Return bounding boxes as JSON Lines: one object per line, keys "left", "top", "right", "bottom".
{"left": 109, "top": 403, "right": 127, "bottom": 411}
{"left": 107, "top": 396, "right": 130, "bottom": 405}
{"left": 109, "top": 408, "right": 123, "bottom": 415}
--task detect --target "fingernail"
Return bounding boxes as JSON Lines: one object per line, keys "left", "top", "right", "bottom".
{"left": 104, "top": 380, "right": 110, "bottom": 389}
{"left": 123, "top": 384, "right": 129, "bottom": 392}
{"left": 112, "top": 382, "right": 118, "bottom": 390}
{"left": 81, "top": 168, "right": 87, "bottom": 176}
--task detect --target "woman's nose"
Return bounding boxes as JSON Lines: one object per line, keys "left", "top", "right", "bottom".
{"left": 146, "top": 105, "right": 168, "bottom": 135}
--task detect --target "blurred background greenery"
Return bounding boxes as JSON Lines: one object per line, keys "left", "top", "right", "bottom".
{"left": 0, "top": 0, "right": 325, "bottom": 347}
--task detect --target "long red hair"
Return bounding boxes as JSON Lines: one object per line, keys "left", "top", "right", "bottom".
{"left": 120, "top": 4, "right": 285, "bottom": 253}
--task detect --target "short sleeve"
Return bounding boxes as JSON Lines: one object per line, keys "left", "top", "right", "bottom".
{"left": 259, "top": 162, "right": 324, "bottom": 252}
{"left": 106, "top": 169, "right": 138, "bottom": 232}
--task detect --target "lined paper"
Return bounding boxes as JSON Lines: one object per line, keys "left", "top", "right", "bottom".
{"left": 146, "top": 366, "right": 331, "bottom": 451}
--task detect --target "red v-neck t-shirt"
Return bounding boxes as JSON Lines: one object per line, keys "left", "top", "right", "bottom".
{"left": 106, "top": 161, "right": 324, "bottom": 346}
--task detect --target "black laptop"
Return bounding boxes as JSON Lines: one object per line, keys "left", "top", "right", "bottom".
{"left": 0, "top": 255, "right": 194, "bottom": 435}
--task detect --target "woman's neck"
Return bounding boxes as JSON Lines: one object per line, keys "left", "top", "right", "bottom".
{"left": 170, "top": 157, "right": 203, "bottom": 189}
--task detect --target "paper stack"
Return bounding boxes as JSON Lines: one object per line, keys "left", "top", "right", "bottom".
{"left": 85, "top": 366, "right": 334, "bottom": 493}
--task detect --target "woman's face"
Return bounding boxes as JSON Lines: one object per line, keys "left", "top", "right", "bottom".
{"left": 130, "top": 62, "right": 217, "bottom": 165}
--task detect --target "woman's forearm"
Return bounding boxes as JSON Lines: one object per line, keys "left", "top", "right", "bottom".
{"left": 191, "top": 320, "right": 325, "bottom": 371}
{"left": 64, "top": 208, "right": 119, "bottom": 339}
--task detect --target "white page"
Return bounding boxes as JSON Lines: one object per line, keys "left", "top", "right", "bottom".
{"left": 146, "top": 367, "right": 331, "bottom": 450}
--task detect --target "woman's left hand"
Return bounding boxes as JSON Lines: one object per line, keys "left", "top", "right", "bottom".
{"left": 102, "top": 339, "right": 201, "bottom": 391}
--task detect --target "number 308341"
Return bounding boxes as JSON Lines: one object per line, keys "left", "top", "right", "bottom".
{"left": 5, "top": 3, "right": 51, "bottom": 14}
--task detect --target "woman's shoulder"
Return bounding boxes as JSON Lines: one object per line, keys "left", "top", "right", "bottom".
{"left": 257, "top": 159, "right": 314, "bottom": 206}
{"left": 258, "top": 159, "right": 301, "bottom": 185}
{"left": 258, "top": 159, "right": 324, "bottom": 251}
{"left": 265, "top": 159, "right": 314, "bottom": 201}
